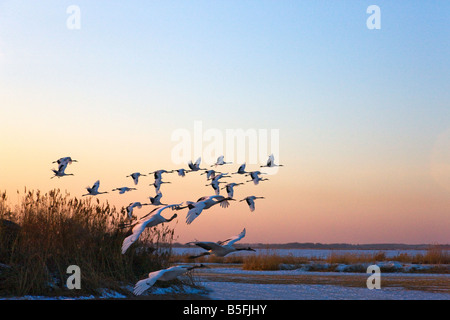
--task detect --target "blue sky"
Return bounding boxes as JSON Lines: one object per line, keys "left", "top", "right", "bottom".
{"left": 2, "top": 1, "right": 448, "bottom": 130}
{"left": 0, "top": 1, "right": 449, "bottom": 243}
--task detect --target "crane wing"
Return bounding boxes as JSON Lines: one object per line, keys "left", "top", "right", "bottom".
{"left": 218, "top": 197, "right": 231, "bottom": 208}
{"left": 205, "top": 195, "right": 227, "bottom": 206}
{"left": 224, "top": 228, "right": 246, "bottom": 246}
{"left": 212, "top": 182, "right": 220, "bottom": 195}
{"left": 121, "top": 216, "right": 154, "bottom": 254}
{"left": 246, "top": 198, "right": 255, "bottom": 212}
{"left": 268, "top": 154, "right": 274, "bottom": 166}
{"left": 186, "top": 202, "right": 206, "bottom": 225}
{"left": 57, "top": 157, "right": 71, "bottom": 166}
{"left": 57, "top": 162, "right": 68, "bottom": 173}
{"left": 193, "top": 241, "right": 223, "bottom": 251}
{"left": 226, "top": 185, "right": 233, "bottom": 198}
{"left": 126, "top": 206, "right": 134, "bottom": 219}
{"left": 133, "top": 269, "right": 168, "bottom": 296}
{"left": 92, "top": 180, "right": 100, "bottom": 192}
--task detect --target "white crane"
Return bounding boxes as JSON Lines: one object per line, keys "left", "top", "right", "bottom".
{"left": 149, "top": 169, "right": 169, "bottom": 180}
{"left": 246, "top": 171, "right": 269, "bottom": 185}
{"left": 200, "top": 169, "right": 217, "bottom": 180}
{"left": 240, "top": 196, "right": 264, "bottom": 212}
{"left": 126, "top": 202, "right": 150, "bottom": 220}
{"left": 169, "top": 168, "right": 190, "bottom": 178}
{"left": 205, "top": 178, "right": 224, "bottom": 195}
{"left": 205, "top": 173, "right": 230, "bottom": 195}
{"left": 112, "top": 187, "right": 137, "bottom": 194}
{"left": 221, "top": 182, "right": 244, "bottom": 198}
{"left": 247, "top": 175, "right": 269, "bottom": 185}
{"left": 126, "top": 172, "right": 146, "bottom": 185}
{"left": 182, "top": 195, "right": 234, "bottom": 225}
{"left": 211, "top": 155, "right": 231, "bottom": 167}
{"left": 232, "top": 163, "right": 248, "bottom": 175}
{"left": 52, "top": 157, "right": 77, "bottom": 166}
{"left": 121, "top": 204, "right": 181, "bottom": 254}
{"left": 211, "top": 172, "right": 230, "bottom": 181}
{"left": 82, "top": 180, "right": 108, "bottom": 196}
{"left": 261, "top": 154, "right": 284, "bottom": 168}
{"left": 149, "top": 192, "right": 167, "bottom": 206}
{"left": 187, "top": 228, "right": 255, "bottom": 259}
{"left": 133, "top": 264, "right": 206, "bottom": 296}
{"left": 187, "top": 157, "right": 205, "bottom": 172}
{"left": 51, "top": 162, "right": 74, "bottom": 179}
{"left": 152, "top": 178, "right": 171, "bottom": 193}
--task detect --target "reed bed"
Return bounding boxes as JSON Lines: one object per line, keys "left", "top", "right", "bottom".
{"left": 243, "top": 251, "right": 309, "bottom": 271}
{"left": 326, "top": 251, "right": 387, "bottom": 265}
{"left": 242, "top": 248, "right": 449, "bottom": 271}
{"left": 0, "top": 189, "right": 176, "bottom": 297}
{"left": 325, "top": 247, "right": 450, "bottom": 265}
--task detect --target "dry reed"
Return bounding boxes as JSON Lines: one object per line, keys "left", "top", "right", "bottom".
{"left": 0, "top": 189, "right": 176, "bottom": 297}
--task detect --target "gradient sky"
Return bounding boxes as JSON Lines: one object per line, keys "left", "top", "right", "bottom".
{"left": 0, "top": 1, "right": 449, "bottom": 244}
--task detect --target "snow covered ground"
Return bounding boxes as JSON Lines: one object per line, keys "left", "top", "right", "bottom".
{"left": 3, "top": 281, "right": 448, "bottom": 300}
{"left": 195, "top": 266, "right": 450, "bottom": 300}
{"left": 196, "top": 266, "right": 450, "bottom": 278}
{"left": 203, "top": 281, "right": 450, "bottom": 300}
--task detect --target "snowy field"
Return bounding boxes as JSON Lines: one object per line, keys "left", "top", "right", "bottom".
{"left": 195, "top": 267, "right": 450, "bottom": 300}
{"left": 204, "top": 281, "right": 450, "bottom": 300}
{"left": 172, "top": 248, "right": 431, "bottom": 259}
{"left": 2, "top": 269, "right": 448, "bottom": 300}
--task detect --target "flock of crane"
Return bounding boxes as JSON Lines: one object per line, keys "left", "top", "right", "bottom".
{"left": 50, "top": 154, "right": 283, "bottom": 296}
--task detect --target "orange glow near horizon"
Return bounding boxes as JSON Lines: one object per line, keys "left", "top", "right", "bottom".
{"left": 1, "top": 139, "right": 449, "bottom": 245}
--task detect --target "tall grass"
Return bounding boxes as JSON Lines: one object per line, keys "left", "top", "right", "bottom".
{"left": 0, "top": 189, "right": 176, "bottom": 297}
{"left": 325, "top": 248, "right": 450, "bottom": 265}
{"left": 238, "top": 248, "right": 449, "bottom": 271}
{"left": 403, "top": 245, "right": 450, "bottom": 264}
{"left": 326, "top": 251, "right": 387, "bottom": 264}
{"left": 243, "top": 251, "right": 309, "bottom": 270}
